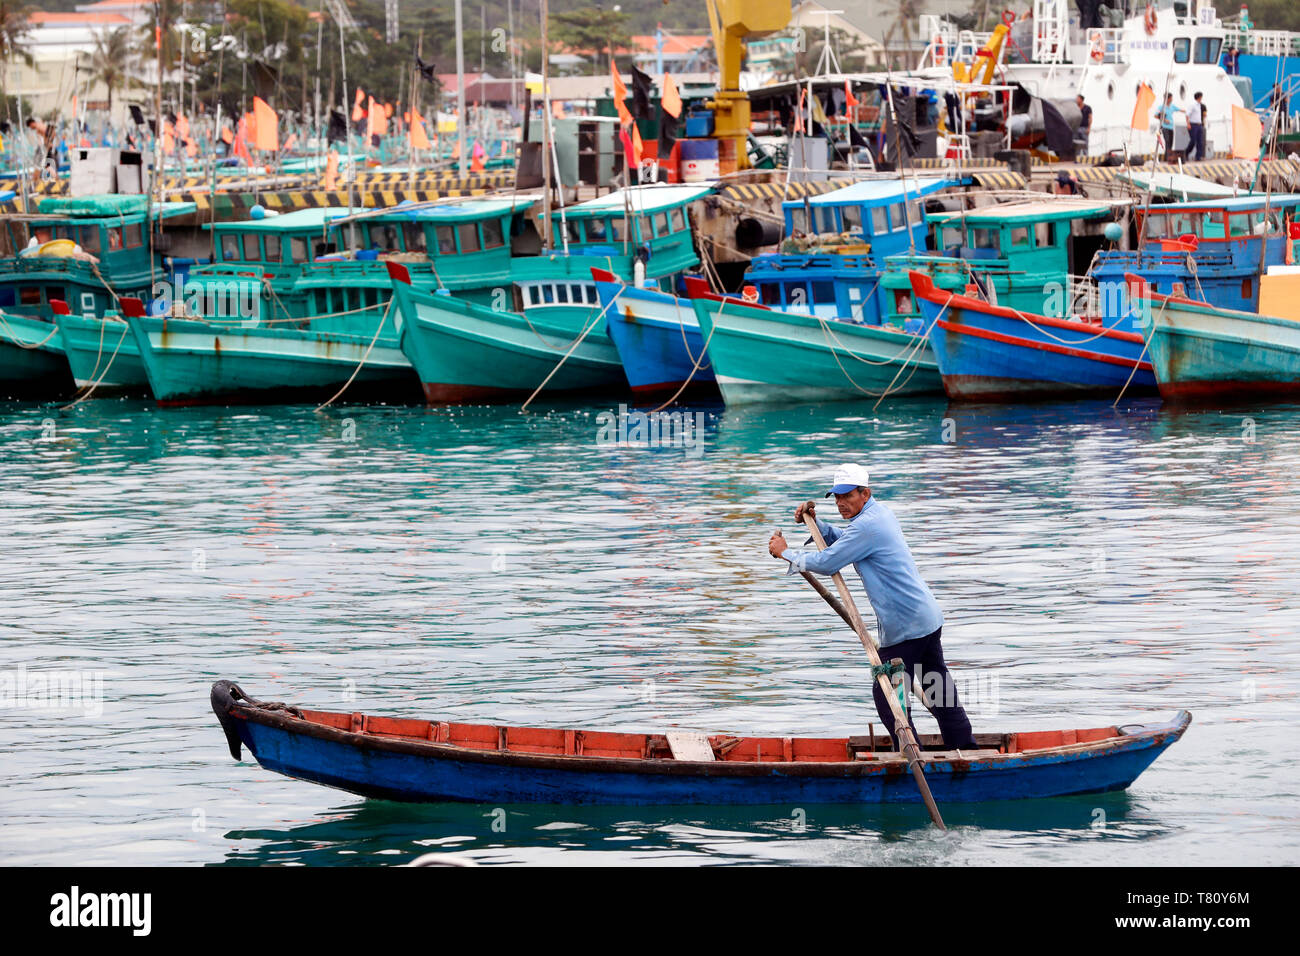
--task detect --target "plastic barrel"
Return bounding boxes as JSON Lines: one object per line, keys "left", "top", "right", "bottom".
{"left": 679, "top": 139, "right": 720, "bottom": 183}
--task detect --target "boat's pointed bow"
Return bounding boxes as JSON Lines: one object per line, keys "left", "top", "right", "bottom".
{"left": 907, "top": 270, "right": 938, "bottom": 299}
{"left": 211, "top": 680, "right": 257, "bottom": 761}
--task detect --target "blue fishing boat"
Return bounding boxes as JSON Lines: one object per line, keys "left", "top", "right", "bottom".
{"left": 211, "top": 680, "right": 1190, "bottom": 806}
{"left": 909, "top": 271, "right": 1156, "bottom": 401}
{"left": 1091, "top": 194, "right": 1300, "bottom": 313}
{"left": 593, "top": 268, "right": 718, "bottom": 401}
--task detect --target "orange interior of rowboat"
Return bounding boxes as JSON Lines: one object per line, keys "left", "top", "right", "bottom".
{"left": 293, "top": 709, "right": 1122, "bottom": 761}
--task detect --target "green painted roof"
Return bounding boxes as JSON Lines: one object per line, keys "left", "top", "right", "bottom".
{"left": 928, "top": 198, "right": 1121, "bottom": 226}
{"left": 330, "top": 197, "right": 538, "bottom": 229}
{"left": 555, "top": 184, "right": 713, "bottom": 219}
{"left": 208, "top": 208, "right": 348, "bottom": 232}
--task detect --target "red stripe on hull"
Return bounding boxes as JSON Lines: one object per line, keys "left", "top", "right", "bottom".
{"left": 421, "top": 382, "right": 528, "bottom": 405}
{"left": 1157, "top": 378, "right": 1300, "bottom": 402}
{"left": 937, "top": 319, "right": 1154, "bottom": 371}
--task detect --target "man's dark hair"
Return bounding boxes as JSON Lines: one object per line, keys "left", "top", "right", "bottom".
{"left": 1194, "top": 91, "right": 1202, "bottom": 99}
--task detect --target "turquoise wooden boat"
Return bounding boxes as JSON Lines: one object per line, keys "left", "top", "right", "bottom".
{"left": 688, "top": 285, "right": 942, "bottom": 405}
{"left": 1130, "top": 272, "right": 1300, "bottom": 400}
{"left": 391, "top": 272, "right": 627, "bottom": 402}
{"left": 392, "top": 184, "right": 714, "bottom": 403}
{"left": 54, "top": 297, "right": 149, "bottom": 393}
{"left": 0, "top": 309, "right": 72, "bottom": 397}
{"left": 213, "top": 680, "right": 1191, "bottom": 806}
{"left": 127, "top": 199, "right": 535, "bottom": 404}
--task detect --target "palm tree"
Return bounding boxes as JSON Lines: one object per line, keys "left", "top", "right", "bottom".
{"left": 90, "top": 26, "right": 136, "bottom": 112}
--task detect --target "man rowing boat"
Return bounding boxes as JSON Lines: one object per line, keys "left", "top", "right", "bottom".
{"left": 768, "top": 463, "right": 977, "bottom": 751}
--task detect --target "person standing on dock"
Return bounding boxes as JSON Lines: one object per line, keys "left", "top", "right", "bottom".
{"left": 1155, "top": 93, "right": 1183, "bottom": 160}
{"left": 768, "top": 464, "right": 978, "bottom": 751}
{"left": 1188, "top": 92, "right": 1207, "bottom": 161}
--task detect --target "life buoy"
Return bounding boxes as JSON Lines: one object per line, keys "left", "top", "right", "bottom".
{"left": 1002, "top": 9, "right": 1016, "bottom": 26}
{"left": 934, "top": 34, "right": 945, "bottom": 62}
{"left": 1144, "top": 3, "right": 1158, "bottom": 35}
{"left": 1089, "top": 31, "right": 1106, "bottom": 62}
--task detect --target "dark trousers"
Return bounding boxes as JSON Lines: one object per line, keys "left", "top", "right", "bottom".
{"left": 871, "top": 626, "right": 978, "bottom": 751}
{"left": 1188, "top": 124, "right": 1206, "bottom": 160}
{"left": 1161, "top": 127, "right": 1175, "bottom": 157}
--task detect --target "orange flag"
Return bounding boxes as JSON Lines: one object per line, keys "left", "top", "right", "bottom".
{"left": 1131, "top": 82, "right": 1155, "bottom": 131}
{"left": 410, "top": 109, "right": 431, "bottom": 150}
{"left": 220, "top": 125, "right": 234, "bottom": 145}
{"left": 661, "top": 73, "right": 682, "bottom": 119}
{"left": 631, "top": 123, "right": 644, "bottom": 165}
{"left": 552, "top": 98, "right": 565, "bottom": 119}
{"left": 367, "top": 97, "right": 388, "bottom": 139}
{"left": 352, "top": 88, "right": 366, "bottom": 122}
{"left": 1231, "top": 104, "right": 1263, "bottom": 158}
{"left": 844, "top": 80, "right": 859, "bottom": 112}
{"left": 185, "top": 139, "right": 198, "bottom": 158}
{"left": 324, "top": 149, "right": 339, "bottom": 190}
{"left": 252, "top": 97, "right": 278, "bottom": 151}
{"left": 611, "top": 61, "right": 632, "bottom": 126}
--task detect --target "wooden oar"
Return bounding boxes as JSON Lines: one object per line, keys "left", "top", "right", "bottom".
{"left": 799, "top": 505, "right": 947, "bottom": 830}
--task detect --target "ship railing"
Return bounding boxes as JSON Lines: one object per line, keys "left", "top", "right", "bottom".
{"left": 917, "top": 15, "right": 960, "bottom": 71}
{"left": 1228, "top": 28, "right": 1300, "bottom": 57}
{"left": 1069, "top": 26, "right": 1126, "bottom": 64}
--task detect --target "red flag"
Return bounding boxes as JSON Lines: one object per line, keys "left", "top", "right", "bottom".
{"left": 619, "top": 125, "right": 637, "bottom": 176}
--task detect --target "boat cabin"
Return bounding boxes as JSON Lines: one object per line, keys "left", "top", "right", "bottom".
{"left": 0, "top": 195, "right": 194, "bottom": 319}
{"left": 1094, "top": 193, "right": 1300, "bottom": 313}
{"left": 781, "top": 176, "right": 959, "bottom": 260}
{"left": 880, "top": 198, "right": 1124, "bottom": 325}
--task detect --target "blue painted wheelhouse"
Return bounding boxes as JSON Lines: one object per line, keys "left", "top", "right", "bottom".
{"left": 1092, "top": 194, "right": 1300, "bottom": 314}
{"left": 745, "top": 176, "right": 962, "bottom": 326}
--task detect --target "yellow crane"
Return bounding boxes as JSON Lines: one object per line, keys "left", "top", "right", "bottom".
{"left": 703, "top": 0, "right": 792, "bottom": 170}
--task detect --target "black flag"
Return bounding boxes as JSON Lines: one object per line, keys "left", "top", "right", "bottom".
{"left": 630, "top": 64, "right": 652, "bottom": 119}
{"left": 328, "top": 109, "right": 347, "bottom": 143}
{"left": 129, "top": 104, "right": 145, "bottom": 126}
{"left": 1041, "top": 98, "right": 1076, "bottom": 160}
{"left": 416, "top": 53, "right": 438, "bottom": 85}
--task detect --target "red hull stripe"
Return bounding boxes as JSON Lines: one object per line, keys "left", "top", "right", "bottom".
{"left": 937, "top": 319, "right": 1154, "bottom": 371}
{"left": 910, "top": 275, "right": 1145, "bottom": 344}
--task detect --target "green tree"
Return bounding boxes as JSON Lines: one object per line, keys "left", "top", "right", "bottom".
{"left": 550, "top": 6, "right": 633, "bottom": 75}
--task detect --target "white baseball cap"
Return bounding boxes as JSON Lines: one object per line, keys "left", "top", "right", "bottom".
{"left": 826, "top": 463, "right": 871, "bottom": 497}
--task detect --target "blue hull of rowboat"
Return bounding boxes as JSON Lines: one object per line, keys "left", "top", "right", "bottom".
{"left": 212, "top": 681, "right": 1190, "bottom": 807}
{"left": 909, "top": 271, "right": 1157, "bottom": 401}
{"left": 594, "top": 275, "right": 718, "bottom": 399}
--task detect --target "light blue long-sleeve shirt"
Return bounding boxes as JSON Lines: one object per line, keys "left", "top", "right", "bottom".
{"left": 782, "top": 498, "right": 943, "bottom": 647}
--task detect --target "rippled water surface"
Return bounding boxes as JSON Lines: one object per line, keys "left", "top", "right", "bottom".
{"left": 2, "top": 395, "right": 1297, "bottom": 866}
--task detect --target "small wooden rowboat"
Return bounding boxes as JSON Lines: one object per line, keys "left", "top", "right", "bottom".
{"left": 212, "top": 681, "right": 1190, "bottom": 806}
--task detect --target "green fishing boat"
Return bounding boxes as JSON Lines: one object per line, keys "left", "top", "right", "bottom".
{"left": 128, "top": 198, "right": 535, "bottom": 404}
{"left": 0, "top": 308, "right": 73, "bottom": 397}
{"left": 0, "top": 195, "right": 195, "bottom": 394}
{"left": 689, "top": 288, "right": 941, "bottom": 405}
{"left": 392, "top": 184, "right": 712, "bottom": 404}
